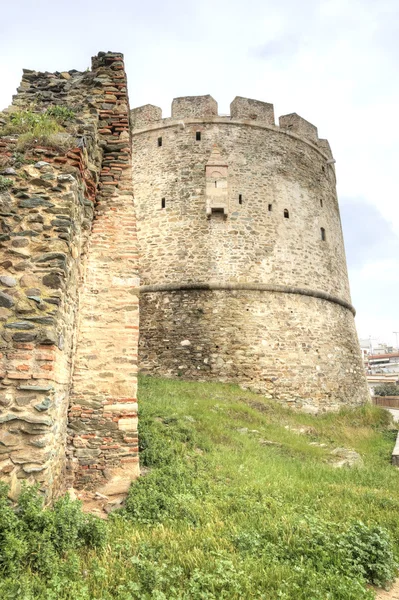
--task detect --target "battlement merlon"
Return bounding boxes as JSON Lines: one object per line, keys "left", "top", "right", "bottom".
{"left": 230, "top": 96, "right": 275, "bottom": 125}
{"left": 130, "top": 104, "right": 162, "bottom": 130}
{"left": 279, "top": 113, "right": 318, "bottom": 143}
{"left": 317, "top": 139, "right": 333, "bottom": 159}
{"left": 130, "top": 97, "right": 333, "bottom": 160}
{"left": 172, "top": 95, "right": 218, "bottom": 119}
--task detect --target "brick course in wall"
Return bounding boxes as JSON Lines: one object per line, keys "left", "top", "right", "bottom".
{"left": 69, "top": 53, "right": 139, "bottom": 494}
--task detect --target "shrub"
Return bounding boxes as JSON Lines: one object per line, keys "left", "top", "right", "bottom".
{"left": 374, "top": 383, "right": 399, "bottom": 397}
{"left": 342, "top": 521, "right": 397, "bottom": 587}
{"left": 232, "top": 516, "right": 397, "bottom": 588}
{"left": 0, "top": 483, "right": 107, "bottom": 578}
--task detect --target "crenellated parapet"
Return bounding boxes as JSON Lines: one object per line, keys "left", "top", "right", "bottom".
{"left": 130, "top": 95, "right": 330, "bottom": 158}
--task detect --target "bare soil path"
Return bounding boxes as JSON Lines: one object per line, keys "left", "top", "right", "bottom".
{"left": 376, "top": 581, "right": 399, "bottom": 599}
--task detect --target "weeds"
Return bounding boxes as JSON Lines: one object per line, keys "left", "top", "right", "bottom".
{"left": 0, "top": 484, "right": 106, "bottom": 580}
{"left": 0, "top": 176, "right": 13, "bottom": 191}
{"left": 0, "top": 106, "right": 76, "bottom": 152}
{"left": 45, "top": 105, "right": 75, "bottom": 122}
{"left": 0, "top": 377, "right": 397, "bottom": 598}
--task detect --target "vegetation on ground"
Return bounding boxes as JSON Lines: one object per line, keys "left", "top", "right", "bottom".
{"left": 0, "top": 376, "right": 398, "bottom": 599}
{"left": 374, "top": 383, "right": 399, "bottom": 397}
{"left": 0, "top": 106, "right": 75, "bottom": 151}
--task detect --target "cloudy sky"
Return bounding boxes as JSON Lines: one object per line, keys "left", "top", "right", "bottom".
{"left": 1, "top": 0, "right": 398, "bottom": 347}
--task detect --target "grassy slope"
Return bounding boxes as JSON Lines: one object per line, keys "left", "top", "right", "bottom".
{"left": 4, "top": 376, "right": 399, "bottom": 599}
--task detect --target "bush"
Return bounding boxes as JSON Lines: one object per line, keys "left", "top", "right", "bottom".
{"left": 0, "top": 483, "right": 107, "bottom": 578}
{"left": 232, "top": 517, "right": 397, "bottom": 588}
{"left": 374, "top": 383, "right": 399, "bottom": 397}
{"left": 342, "top": 521, "right": 397, "bottom": 587}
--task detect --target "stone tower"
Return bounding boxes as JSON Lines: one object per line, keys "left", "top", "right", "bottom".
{"left": 131, "top": 95, "right": 369, "bottom": 412}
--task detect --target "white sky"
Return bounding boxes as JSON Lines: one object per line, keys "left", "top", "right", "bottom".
{"left": 1, "top": 0, "right": 398, "bottom": 346}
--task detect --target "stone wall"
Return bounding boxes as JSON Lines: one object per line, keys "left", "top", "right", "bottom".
{"left": 131, "top": 96, "right": 369, "bottom": 410}
{"left": 69, "top": 53, "right": 140, "bottom": 495}
{"left": 131, "top": 113, "right": 349, "bottom": 300}
{"left": 0, "top": 52, "right": 139, "bottom": 500}
{"left": 139, "top": 290, "right": 366, "bottom": 412}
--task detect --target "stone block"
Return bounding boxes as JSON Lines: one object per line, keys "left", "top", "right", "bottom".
{"left": 118, "top": 417, "right": 138, "bottom": 432}
{"left": 230, "top": 96, "right": 275, "bottom": 125}
{"left": 130, "top": 104, "right": 162, "bottom": 129}
{"left": 106, "top": 403, "right": 138, "bottom": 413}
{"left": 279, "top": 113, "right": 318, "bottom": 142}
{"left": 171, "top": 95, "right": 218, "bottom": 119}
{"left": 96, "top": 462, "right": 139, "bottom": 496}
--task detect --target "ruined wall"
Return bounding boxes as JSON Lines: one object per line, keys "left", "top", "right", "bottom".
{"left": 131, "top": 96, "right": 369, "bottom": 411}
{"left": 0, "top": 52, "right": 138, "bottom": 500}
{"left": 69, "top": 54, "right": 140, "bottom": 496}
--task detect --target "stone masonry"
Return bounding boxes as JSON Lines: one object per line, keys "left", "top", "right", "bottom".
{"left": 131, "top": 95, "right": 370, "bottom": 412}
{"left": 0, "top": 56, "right": 369, "bottom": 499}
{"left": 0, "top": 52, "right": 139, "bottom": 500}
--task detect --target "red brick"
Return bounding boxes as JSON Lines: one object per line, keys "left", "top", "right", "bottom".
{"left": 7, "top": 372, "right": 31, "bottom": 380}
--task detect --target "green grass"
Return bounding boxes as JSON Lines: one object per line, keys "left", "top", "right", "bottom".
{"left": 1, "top": 376, "right": 399, "bottom": 599}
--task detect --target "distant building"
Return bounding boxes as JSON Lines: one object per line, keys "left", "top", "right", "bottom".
{"left": 359, "top": 339, "right": 395, "bottom": 357}
{"left": 366, "top": 353, "right": 399, "bottom": 375}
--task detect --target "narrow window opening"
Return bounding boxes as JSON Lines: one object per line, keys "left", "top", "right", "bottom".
{"left": 284, "top": 209, "right": 289, "bottom": 219}
{"left": 158, "top": 137, "right": 162, "bottom": 147}
{"left": 320, "top": 199, "right": 323, "bottom": 207}
{"left": 239, "top": 194, "right": 243, "bottom": 204}
{"left": 268, "top": 204, "right": 272, "bottom": 212}
{"left": 196, "top": 131, "right": 201, "bottom": 141}
{"left": 215, "top": 181, "right": 217, "bottom": 188}
{"left": 161, "top": 198, "right": 166, "bottom": 209}
{"left": 321, "top": 227, "right": 326, "bottom": 241}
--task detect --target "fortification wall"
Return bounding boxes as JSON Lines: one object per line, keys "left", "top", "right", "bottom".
{"left": 0, "top": 52, "right": 139, "bottom": 501}
{"left": 139, "top": 291, "right": 365, "bottom": 411}
{"left": 131, "top": 103, "right": 347, "bottom": 300}
{"left": 69, "top": 53, "right": 139, "bottom": 497}
{"left": 131, "top": 96, "right": 369, "bottom": 410}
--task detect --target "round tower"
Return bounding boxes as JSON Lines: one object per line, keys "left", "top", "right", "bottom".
{"left": 130, "top": 95, "right": 369, "bottom": 411}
